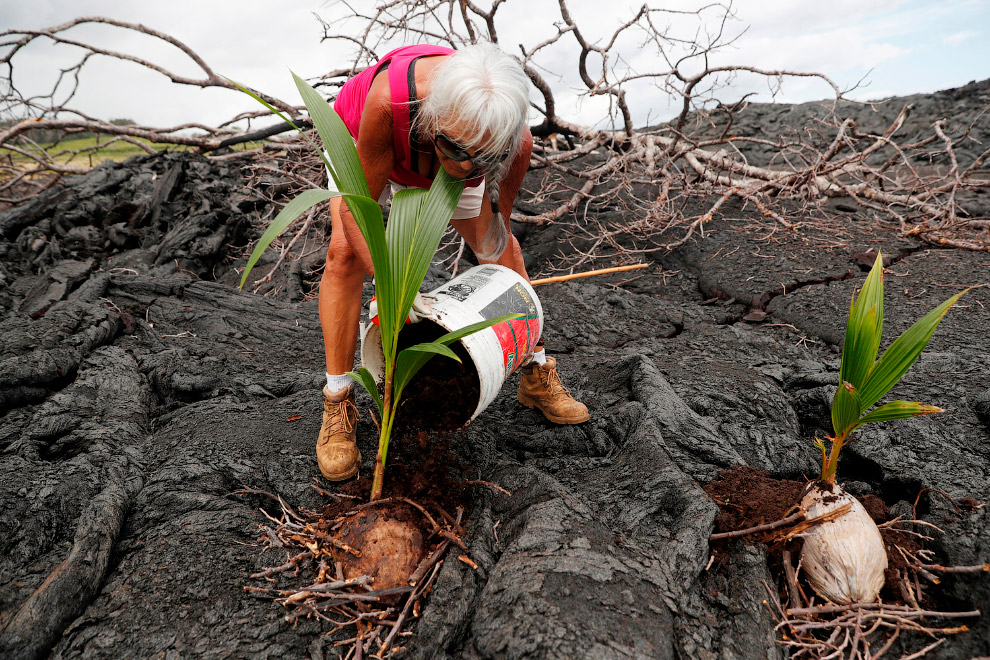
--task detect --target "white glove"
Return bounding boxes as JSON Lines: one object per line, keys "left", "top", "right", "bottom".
{"left": 406, "top": 292, "right": 431, "bottom": 324}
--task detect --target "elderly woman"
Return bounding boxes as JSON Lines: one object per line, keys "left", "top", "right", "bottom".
{"left": 317, "top": 42, "right": 588, "bottom": 481}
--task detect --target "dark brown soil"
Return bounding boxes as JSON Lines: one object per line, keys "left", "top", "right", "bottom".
{"left": 880, "top": 526, "right": 927, "bottom": 594}
{"left": 392, "top": 320, "right": 481, "bottom": 432}
{"left": 857, "top": 493, "right": 887, "bottom": 522}
{"left": 704, "top": 466, "right": 805, "bottom": 538}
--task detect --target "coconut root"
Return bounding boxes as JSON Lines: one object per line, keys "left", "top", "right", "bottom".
{"left": 237, "top": 487, "right": 467, "bottom": 659}
{"left": 769, "top": 601, "right": 979, "bottom": 660}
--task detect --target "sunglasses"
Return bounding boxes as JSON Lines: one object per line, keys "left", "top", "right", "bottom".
{"left": 435, "top": 132, "right": 510, "bottom": 169}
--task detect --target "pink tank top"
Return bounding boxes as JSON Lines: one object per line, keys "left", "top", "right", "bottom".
{"left": 334, "top": 45, "right": 483, "bottom": 189}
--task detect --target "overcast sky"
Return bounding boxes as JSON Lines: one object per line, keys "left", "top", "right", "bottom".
{"left": 2, "top": 0, "right": 988, "bottom": 131}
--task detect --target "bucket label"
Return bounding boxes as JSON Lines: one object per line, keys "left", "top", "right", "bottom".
{"left": 480, "top": 283, "right": 541, "bottom": 376}
{"left": 435, "top": 266, "right": 500, "bottom": 301}
{"left": 431, "top": 265, "right": 543, "bottom": 377}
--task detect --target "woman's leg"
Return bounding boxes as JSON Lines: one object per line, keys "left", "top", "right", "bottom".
{"left": 319, "top": 197, "right": 366, "bottom": 375}
{"left": 316, "top": 196, "right": 366, "bottom": 481}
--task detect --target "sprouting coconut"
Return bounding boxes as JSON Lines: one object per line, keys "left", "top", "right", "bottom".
{"left": 334, "top": 506, "right": 425, "bottom": 591}
{"left": 800, "top": 252, "right": 968, "bottom": 605}
{"left": 799, "top": 481, "right": 888, "bottom": 604}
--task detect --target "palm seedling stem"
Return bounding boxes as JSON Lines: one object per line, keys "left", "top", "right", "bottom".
{"left": 371, "top": 373, "right": 396, "bottom": 501}
{"left": 821, "top": 433, "right": 845, "bottom": 484}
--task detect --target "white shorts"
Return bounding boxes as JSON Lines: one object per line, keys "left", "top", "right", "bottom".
{"left": 327, "top": 146, "right": 486, "bottom": 221}
{"left": 379, "top": 179, "right": 486, "bottom": 221}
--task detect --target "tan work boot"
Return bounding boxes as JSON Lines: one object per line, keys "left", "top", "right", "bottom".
{"left": 317, "top": 385, "right": 361, "bottom": 481}
{"left": 517, "top": 356, "right": 590, "bottom": 424}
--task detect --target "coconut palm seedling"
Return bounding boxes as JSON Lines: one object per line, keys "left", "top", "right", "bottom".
{"left": 235, "top": 74, "right": 519, "bottom": 501}
{"left": 800, "top": 252, "right": 967, "bottom": 604}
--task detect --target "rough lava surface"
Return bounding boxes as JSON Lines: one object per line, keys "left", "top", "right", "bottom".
{"left": 1, "top": 83, "right": 989, "bottom": 659}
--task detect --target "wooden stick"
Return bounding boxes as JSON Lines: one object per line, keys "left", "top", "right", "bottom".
{"left": 709, "top": 511, "right": 806, "bottom": 540}
{"left": 914, "top": 563, "right": 990, "bottom": 573}
{"left": 786, "top": 603, "right": 980, "bottom": 617}
{"left": 380, "top": 561, "right": 444, "bottom": 655}
{"left": 530, "top": 263, "right": 648, "bottom": 285}
{"left": 782, "top": 550, "right": 803, "bottom": 609}
{"left": 464, "top": 479, "right": 512, "bottom": 496}
{"left": 775, "top": 503, "right": 853, "bottom": 541}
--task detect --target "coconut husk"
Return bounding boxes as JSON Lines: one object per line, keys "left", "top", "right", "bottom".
{"left": 799, "top": 481, "right": 887, "bottom": 604}
{"left": 334, "top": 506, "right": 425, "bottom": 591}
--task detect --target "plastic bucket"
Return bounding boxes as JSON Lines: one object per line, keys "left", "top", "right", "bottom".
{"left": 360, "top": 264, "right": 544, "bottom": 422}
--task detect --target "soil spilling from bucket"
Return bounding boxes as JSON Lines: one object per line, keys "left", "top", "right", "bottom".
{"left": 324, "top": 433, "right": 471, "bottom": 522}
{"left": 391, "top": 320, "right": 481, "bottom": 432}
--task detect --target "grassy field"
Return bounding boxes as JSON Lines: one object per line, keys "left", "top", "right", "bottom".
{"left": 2, "top": 135, "right": 178, "bottom": 169}
{"left": 2, "top": 134, "right": 261, "bottom": 172}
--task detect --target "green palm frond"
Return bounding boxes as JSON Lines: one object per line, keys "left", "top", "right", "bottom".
{"left": 824, "top": 250, "right": 967, "bottom": 482}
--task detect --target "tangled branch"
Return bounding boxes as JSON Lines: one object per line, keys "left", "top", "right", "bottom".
{"left": 316, "top": 0, "right": 989, "bottom": 268}
{"left": 0, "top": 16, "right": 307, "bottom": 199}
{"left": 2, "top": 1, "right": 988, "bottom": 282}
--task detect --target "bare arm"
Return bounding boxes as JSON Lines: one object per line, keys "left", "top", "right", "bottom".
{"left": 451, "top": 128, "right": 533, "bottom": 279}
{"left": 483, "top": 129, "right": 533, "bottom": 277}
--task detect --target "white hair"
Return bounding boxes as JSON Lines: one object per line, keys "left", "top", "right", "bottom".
{"left": 417, "top": 42, "right": 530, "bottom": 158}
{"left": 416, "top": 43, "right": 529, "bottom": 261}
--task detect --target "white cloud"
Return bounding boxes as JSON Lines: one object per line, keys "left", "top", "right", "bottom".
{"left": 0, "top": 0, "right": 987, "bottom": 128}
{"left": 713, "top": 28, "right": 911, "bottom": 77}
{"left": 846, "top": 88, "right": 899, "bottom": 102}
{"left": 942, "top": 30, "right": 980, "bottom": 44}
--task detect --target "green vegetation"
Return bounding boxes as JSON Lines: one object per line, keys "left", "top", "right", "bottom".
{"left": 1, "top": 119, "right": 259, "bottom": 172}
{"left": 16, "top": 135, "right": 161, "bottom": 167}
{"left": 818, "top": 251, "right": 968, "bottom": 482}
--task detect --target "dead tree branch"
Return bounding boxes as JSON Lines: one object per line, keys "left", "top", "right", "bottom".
{"left": 2, "top": 1, "right": 987, "bottom": 286}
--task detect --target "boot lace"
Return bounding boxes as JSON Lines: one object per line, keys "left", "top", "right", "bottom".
{"left": 541, "top": 365, "right": 570, "bottom": 398}
{"left": 324, "top": 396, "right": 358, "bottom": 435}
